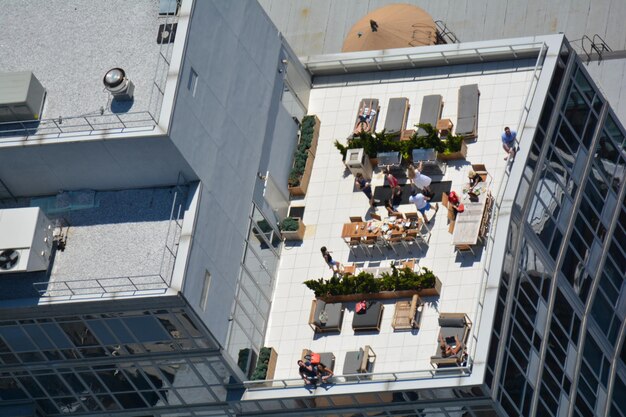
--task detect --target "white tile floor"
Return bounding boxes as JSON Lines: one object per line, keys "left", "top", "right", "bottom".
{"left": 265, "top": 60, "right": 537, "bottom": 381}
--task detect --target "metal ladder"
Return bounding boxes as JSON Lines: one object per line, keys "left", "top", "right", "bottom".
{"left": 572, "top": 34, "right": 613, "bottom": 64}
{"left": 434, "top": 20, "right": 460, "bottom": 44}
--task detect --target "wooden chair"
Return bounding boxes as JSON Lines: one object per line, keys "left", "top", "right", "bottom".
{"left": 362, "top": 235, "right": 383, "bottom": 257}
{"left": 441, "top": 192, "right": 449, "bottom": 208}
{"left": 342, "top": 264, "right": 357, "bottom": 276}
{"left": 404, "top": 212, "right": 419, "bottom": 220}
{"left": 403, "top": 229, "right": 426, "bottom": 253}
{"left": 471, "top": 164, "right": 490, "bottom": 183}
{"left": 370, "top": 213, "right": 382, "bottom": 221}
{"left": 348, "top": 238, "right": 362, "bottom": 257}
{"left": 401, "top": 259, "right": 416, "bottom": 270}
{"left": 387, "top": 232, "right": 405, "bottom": 255}
{"left": 350, "top": 216, "right": 364, "bottom": 223}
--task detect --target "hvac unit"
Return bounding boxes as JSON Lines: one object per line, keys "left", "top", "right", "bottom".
{"left": 0, "top": 207, "right": 53, "bottom": 274}
{"left": 0, "top": 71, "right": 47, "bottom": 122}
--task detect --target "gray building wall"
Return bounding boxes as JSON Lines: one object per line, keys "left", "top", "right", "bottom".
{"left": 170, "top": 0, "right": 298, "bottom": 348}
{"left": 0, "top": 137, "right": 196, "bottom": 198}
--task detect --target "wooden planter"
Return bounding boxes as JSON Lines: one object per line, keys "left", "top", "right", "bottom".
{"left": 288, "top": 116, "right": 321, "bottom": 197}
{"left": 437, "top": 141, "right": 468, "bottom": 161}
{"left": 288, "top": 151, "right": 315, "bottom": 197}
{"left": 319, "top": 277, "right": 442, "bottom": 302}
{"left": 281, "top": 218, "right": 306, "bottom": 241}
{"left": 265, "top": 347, "right": 278, "bottom": 380}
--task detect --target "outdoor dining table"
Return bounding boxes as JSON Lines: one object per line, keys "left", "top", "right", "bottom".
{"left": 341, "top": 218, "right": 423, "bottom": 242}
{"left": 452, "top": 183, "right": 492, "bottom": 247}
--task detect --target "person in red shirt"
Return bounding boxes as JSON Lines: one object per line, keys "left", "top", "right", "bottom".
{"left": 444, "top": 191, "right": 463, "bottom": 219}
{"left": 383, "top": 168, "right": 399, "bottom": 189}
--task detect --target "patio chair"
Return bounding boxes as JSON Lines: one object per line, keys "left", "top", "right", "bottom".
{"left": 371, "top": 212, "right": 382, "bottom": 221}
{"left": 343, "top": 345, "right": 376, "bottom": 380}
{"left": 392, "top": 294, "right": 424, "bottom": 330}
{"left": 350, "top": 216, "right": 364, "bottom": 223}
{"left": 387, "top": 232, "right": 405, "bottom": 255}
{"left": 308, "top": 299, "right": 345, "bottom": 333}
{"left": 301, "top": 349, "right": 336, "bottom": 371}
{"left": 352, "top": 301, "right": 384, "bottom": 332}
{"left": 362, "top": 235, "right": 383, "bottom": 257}
{"left": 348, "top": 237, "right": 363, "bottom": 257}
{"left": 430, "top": 313, "right": 472, "bottom": 367}
{"left": 403, "top": 229, "right": 426, "bottom": 253}
{"left": 342, "top": 263, "right": 357, "bottom": 276}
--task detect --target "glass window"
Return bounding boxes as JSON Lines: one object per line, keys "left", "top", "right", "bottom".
{"left": 0, "top": 327, "right": 36, "bottom": 352}
{"left": 123, "top": 316, "right": 170, "bottom": 343}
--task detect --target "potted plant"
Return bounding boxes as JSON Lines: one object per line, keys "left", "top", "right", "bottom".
{"left": 279, "top": 216, "right": 306, "bottom": 241}
{"left": 288, "top": 115, "right": 321, "bottom": 196}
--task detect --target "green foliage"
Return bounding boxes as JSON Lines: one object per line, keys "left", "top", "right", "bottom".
{"left": 303, "top": 266, "right": 437, "bottom": 297}
{"left": 279, "top": 217, "right": 300, "bottom": 232}
{"left": 251, "top": 347, "right": 273, "bottom": 380}
{"left": 334, "top": 123, "right": 464, "bottom": 160}
{"left": 237, "top": 348, "right": 250, "bottom": 373}
{"left": 289, "top": 115, "right": 318, "bottom": 188}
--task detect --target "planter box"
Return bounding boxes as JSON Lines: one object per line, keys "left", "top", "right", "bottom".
{"left": 319, "top": 277, "right": 441, "bottom": 302}
{"left": 307, "top": 115, "right": 321, "bottom": 157}
{"left": 265, "top": 347, "right": 278, "bottom": 380}
{"left": 281, "top": 218, "right": 306, "bottom": 241}
{"left": 288, "top": 151, "right": 315, "bottom": 196}
{"left": 288, "top": 116, "right": 321, "bottom": 197}
{"left": 437, "top": 141, "right": 467, "bottom": 161}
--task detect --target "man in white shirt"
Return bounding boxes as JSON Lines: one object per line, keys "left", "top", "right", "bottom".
{"left": 408, "top": 191, "right": 439, "bottom": 223}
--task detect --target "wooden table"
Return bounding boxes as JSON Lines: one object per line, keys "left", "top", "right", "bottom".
{"left": 341, "top": 218, "right": 423, "bottom": 242}
{"left": 452, "top": 185, "right": 492, "bottom": 247}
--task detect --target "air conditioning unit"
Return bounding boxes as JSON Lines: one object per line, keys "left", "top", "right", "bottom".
{"left": 0, "top": 207, "right": 53, "bottom": 274}
{"left": 0, "top": 71, "right": 47, "bottom": 122}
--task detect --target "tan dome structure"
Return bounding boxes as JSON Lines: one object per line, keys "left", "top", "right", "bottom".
{"left": 342, "top": 4, "right": 438, "bottom": 52}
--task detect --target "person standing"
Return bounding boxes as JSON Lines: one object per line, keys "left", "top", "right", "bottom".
{"left": 501, "top": 126, "right": 517, "bottom": 161}
{"left": 321, "top": 246, "right": 341, "bottom": 274}
{"left": 408, "top": 162, "right": 432, "bottom": 194}
{"left": 383, "top": 168, "right": 399, "bottom": 189}
{"left": 408, "top": 191, "right": 438, "bottom": 223}
{"left": 354, "top": 172, "right": 374, "bottom": 207}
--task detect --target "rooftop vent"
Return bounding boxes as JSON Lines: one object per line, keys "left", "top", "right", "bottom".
{"left": 103, "top": 68, "right": 134, "bottom": 101}
{"left": 0, "top": 71, "right": 47, "bottom": 123}
{"left": 0, "top": 207, "right": 53, "bottom": 274}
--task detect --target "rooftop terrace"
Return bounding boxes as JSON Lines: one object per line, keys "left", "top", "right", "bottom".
{"left": 250, "top": 41, "right": 549, "bottom": 396}
{"left": 0, "top": 0, "right": 178, "bottom": 137}
{"left": 0, "top": 186, "right": 188, "bottom": 306}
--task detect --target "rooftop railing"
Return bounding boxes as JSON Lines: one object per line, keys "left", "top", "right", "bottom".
{"left": 244, "top": 365, "right": 472, "bottom": 391}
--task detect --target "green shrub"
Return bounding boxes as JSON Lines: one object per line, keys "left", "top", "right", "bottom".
{"left": 304, "top": 265, "right": 437, "bottom": 297}
{"left": 237, "top": 348, "right": 250, "bottom": 373}
{"left": 289, "top": 115, "right": 318, "bottom": 188}
{"left": 279, "top": 217, "right": 300, "bottom": 232}
{"left": 251, "top": 347, "right": 273, "bottom": 380}
{"left": 334, "top": 124, "right": 464, "bottom": 160}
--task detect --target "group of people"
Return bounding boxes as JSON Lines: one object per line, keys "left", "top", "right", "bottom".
{"left": 297, "top": 358, "right": 334, "bottom": 385}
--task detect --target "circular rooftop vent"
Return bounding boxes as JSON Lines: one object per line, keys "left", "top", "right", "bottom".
{"left": 103, "top": 68, "right": 127, "bottom": 93}
{"left": 0, "top": 249, "right": 19, "bottom": 270}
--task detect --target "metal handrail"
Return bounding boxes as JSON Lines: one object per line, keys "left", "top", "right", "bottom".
{"left": 244, "top": 365, "right": 472, "bottom": 391}
{"left": 434, "top": 20, "right": 460, "bottom": 44}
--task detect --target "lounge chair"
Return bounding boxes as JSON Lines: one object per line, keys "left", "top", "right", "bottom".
{"left": 392, "top": 294, "right": 424, "bottom": 330}
{"left": 343, "top": 345, "right": 376, "bottom": 380}
{"left": 383, "top": 97, "right": 410, "bottom": 137}
{"left": 416, "top": 94, "right": 443, "bottom": 136}
{"left": 456, "top": 84, "right": 480, "bottom": 139}
{"left": 353, "top": 98, "right": 380, "bottom": 135}
{"left": 308, "top": 299, "right": 344, "bottom": 333}
{"left": 430, "top": 313, "right": 472, "bottom": 367}
{"left": 352, "top": 301, "right": 384, "bottom": 332}
{"left": 301, "top": 349, "right": 336, "bottom": 371}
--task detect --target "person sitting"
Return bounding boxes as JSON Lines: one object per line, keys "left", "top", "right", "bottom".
{"left": 317, "top": 363, "right": 334, "bottom": 383}
{"left": 297, "top": 360, "right": 319, "bottom": 385}
{"left": 443, "top": 191, "right": 463, "bottom": 219}
{"left": 384, "top": 199, "right": 396, "bottom": 217}
{"left": 438, "top": 333, "right": 463, "bottom": 358}
{"left": 468, "top": 170, "right": 482, "bottom": 189}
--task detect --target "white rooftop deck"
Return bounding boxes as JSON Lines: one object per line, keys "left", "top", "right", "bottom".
{"left": 265, "top": 58, "right": 538, "bottom": 383}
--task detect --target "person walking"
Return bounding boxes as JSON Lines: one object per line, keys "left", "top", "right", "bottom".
{"left": 321, "top": 246, "right": 341, "bottom": 274}
{"left": 408, "top": 190, "right": 439, "bottom": 223}
{"left": 501, "top": 126, "right": 517, "bottom": 161}
{"left": 407, "top": 162, "right": 432, "bottom": 194}
{"left": 383, "top": 168, "right": 399, "bottom": 189}
{"left": 354, "top": 172, "right": 374, "bottom": 207}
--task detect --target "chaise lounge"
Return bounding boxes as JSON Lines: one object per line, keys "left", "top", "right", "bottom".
{"left": 343, "top": 345, "right": 376, "bottom": 380}
{"left": 456, "top": 84, "right": 480, "bottom": 139}
{"left": 384, "top": 97, "right": 410, "bottom": 137}
{"left": 352, "top": 301, "right": 384, "bottom": 332}
{"left": 416, "top": 94, "right": 443, "bottom": 136}
{"left": 309, "top": 299, "right": 345, "bottom": 333}
{"left": 353, "top": 98, "right": 380, "bottom": 135}
{"left": 301, "top": 349, "right": 336, "bottom": 371}
{"left": 430, "top": 312, "right": 472, "bottom": 367}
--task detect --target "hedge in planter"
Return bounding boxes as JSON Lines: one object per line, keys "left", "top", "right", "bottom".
{"left": 289, "top": 116, "right": 317, "bottom": 188}
{"left": 303, "top": 265, "right": 437, "bottom": 297}
{"left": 334, "top": 124, "right": 464, "bottom": 161}
{"left": 279, "top": 217, "right": 299, "bottom": 232}
{"left": 251, "top": 347, "right": 273, "bottom": 380}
